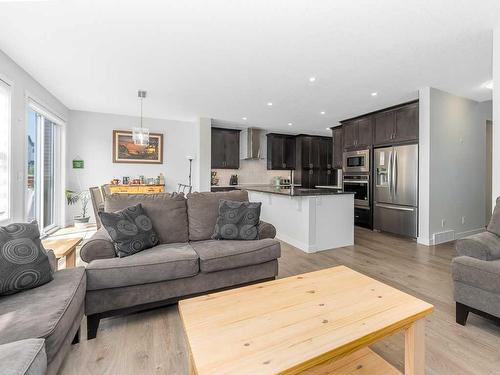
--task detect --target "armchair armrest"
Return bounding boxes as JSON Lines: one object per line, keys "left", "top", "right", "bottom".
{"left": 258, "top": 221, "right": 276, "bottom": 239}
{"left": 456, "top": 231, "right": 500, "bottom": 261}
{"left": 80, "top": 227, "right": 116, "bottom": 263}
{"left": 46, "top": 249, "right": 57, "bottom": 273}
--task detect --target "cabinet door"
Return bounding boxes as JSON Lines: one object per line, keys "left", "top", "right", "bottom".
{"left": 332, "top": 127, "right": 343, "bottom": 169}
{"left": 318, "top": 137, "right": 332, "bottom": 170}
{"left": 357, "top": 117, "right": 373, "bottom": 148}
{"left": 224, "top": 130, "right": 240, "bottom": 169}
{"left": 267, "top": 135, "right": 284, "bottom": 170}
{"left": 394, "top": 103, "right": 418, "bottom": 142}
{"left": 374, "top": 111, "right": 395, "bottom": 145}
{"left": 343, "top": 121, "right": 357, "bottom": 149}
{"left": 301, "top": 136, "right": 313, "bottom": 168}
{"left": 211, "top": 129, "right": 226, "bottom": 168}
{"left": 284, "top": 136, "right": 296, "bottom": 169}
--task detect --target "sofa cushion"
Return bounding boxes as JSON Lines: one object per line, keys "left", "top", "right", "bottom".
{"left": 0, "top": 222, "right": 53, "bottom": 296}
{"left": 86, "top": 243, "right": 199, "bottom": 290}
{"left": 190, "top": 238, "right": 281, "bottom": 273}
{"left": 452, "top": 256, "right": 500, "bottom": 294}
{"left": 0, "top": 267, "right": 86, "bottom": 365}
{"left": 100, "top": 204, "right": 159, "bottom": 258}
{"left": 105, "top": 193, "right": 189, "bottom": 244}
{"left": 487, "top": 196, "right": 500, "bottom": 237}
{"left": 212, "top": 200, "right": 261, "bottom": 240}
{"left": 187, "top": 190, "right": 248, "bottom": 241}
{"left": 0, "top": 339, "right": 47, "bottom": 375}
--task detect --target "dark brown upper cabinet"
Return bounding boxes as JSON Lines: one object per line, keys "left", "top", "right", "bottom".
{"left": 332, "top": 127, "right": 343, "bottom": 169}
{"left": 342, "top": 117, "right": 373, "bottom": 149}
{"left": 295, "top": 135, "right": 333, "bottom": 188}
{"left": 374, "top": 103, "right": 418, "bottom": 145}
{"left": 211, "top": 127, "right": 241, "bottom": 169}
{"left": 266, "top": 133, "right": 296, "bottom": 170}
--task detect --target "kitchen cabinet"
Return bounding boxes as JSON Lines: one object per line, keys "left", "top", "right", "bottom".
{"left": 211, "top": 128, "right": 241, "bottom": 169}
{"left": 342, "top": 117, "right": 372, "bottom": 149}
{"left": 374, "top": 102, "right": 418, "bottom": 145}
{"left": 295, "top": 135, "right": 333, "bottom": 188}
{"left": 266, "top": 133, "right": 296, "bottom": 170}
{"left": 332, "top": 127, "right": 343, "bottom": 169}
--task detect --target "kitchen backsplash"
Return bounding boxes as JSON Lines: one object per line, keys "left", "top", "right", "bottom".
{"left": 212, "top": 159, "right": 289, "bottom": 185}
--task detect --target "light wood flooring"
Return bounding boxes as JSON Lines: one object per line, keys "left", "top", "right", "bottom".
{"left": 59, "top": 228, "right": 500, "bottom": 375}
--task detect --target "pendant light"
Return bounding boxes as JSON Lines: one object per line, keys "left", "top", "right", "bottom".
{"left": 132, "top": 90, "right": 149, "bottom": 145}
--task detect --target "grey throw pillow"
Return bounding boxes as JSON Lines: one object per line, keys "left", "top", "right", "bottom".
{"left": 487, "top": 196, "right": 500, "bottom": 237}
{"left": 0, "top": 222, "right": 53, "bottom": 296}
{"left": 99, "top": 203, "right": 159, "bottom": 257}
{"left": 212, "top": 200, "right": 261, "bottom": 240}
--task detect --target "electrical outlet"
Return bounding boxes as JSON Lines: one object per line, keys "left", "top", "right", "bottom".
{"left": 441, "top": 219, "right": 445, "bottom": 228}
{"left": 461, "top": 216, "right": 465, "bottom": 225}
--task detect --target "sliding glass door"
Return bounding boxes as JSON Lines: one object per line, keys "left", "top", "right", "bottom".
{"left": 0, "top": 80, "right": 10, "bottom": 222}
{"left": 26, "top": 106, "right": 61, "bottom": 233}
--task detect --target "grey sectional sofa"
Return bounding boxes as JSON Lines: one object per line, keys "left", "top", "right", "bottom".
{"left": 80, "top": 190, "right": 281, "bottom": 339}
{"left": 0, "top": 250, "right": 86, "bottom": 375}
{"left": 452, "top": 197, "right": 500, "bottom": 325}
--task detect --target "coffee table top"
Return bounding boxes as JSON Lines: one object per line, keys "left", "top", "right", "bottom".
{"left": 179, "top": 266, "right": 433, "bottom": 375}
{"left": 42, "top": 237, "right": 82, "bottom": 258}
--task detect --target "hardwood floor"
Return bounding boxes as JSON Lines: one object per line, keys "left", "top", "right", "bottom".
{"left": 59, "top": 228, "right": 500, "bottom": 375}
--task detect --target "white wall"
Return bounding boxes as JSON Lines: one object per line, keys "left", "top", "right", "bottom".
{"left": 418, "top": 87, "right": 491, "bottom": 245}
{"left": 493, "top": 27, "right": 500, "bottom": 210}
{"left": 66, "top": 110, "right": 200, "bottom": 223}
{"left": 0, "top": 49, "right": 69, "bottom": 225}
{"left": 197, "top": 118, "right": 212, "bottom": 192}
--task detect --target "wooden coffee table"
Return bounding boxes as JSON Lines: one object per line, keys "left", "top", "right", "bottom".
{"left": 42, "top": 237, "right": 82, "bottom": 269}
{"left": 179, "top": 266, "right": 433, "bottom": 375}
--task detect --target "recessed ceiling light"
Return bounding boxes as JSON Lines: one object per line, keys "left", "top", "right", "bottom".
{"left": 309, "top": 77, "right": 316, "bottom": 82}
{"left": 482, "top": 80, "right": 493, "bottom": 90}
{"left": 325, "top": 127, "right": 330, "bottom": 131}
{"left": 288, "top": 122, "right": 293, "bottom": 126}
{"left": 267, "top": 102, "right": 273, "bottom": 106}
{"left": 371, "top": 92, "right": 378, "bottom": 97}
{"left": 320, "top": 111, "right": 325, "bottom": 115}
{"left": 242, "top": 117, "right": 247, "bottom": 120}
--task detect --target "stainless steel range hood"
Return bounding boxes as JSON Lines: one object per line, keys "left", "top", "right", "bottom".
{"left": 240, "top": 128, "right": 262, "bottom": 160}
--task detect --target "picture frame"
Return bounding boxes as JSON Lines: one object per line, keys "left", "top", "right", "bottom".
{"left": 112, "top": 130, "right": 163, "bottom": 164}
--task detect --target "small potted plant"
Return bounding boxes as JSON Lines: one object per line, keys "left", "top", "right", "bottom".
{"left": 66, "top": 189, "right": 90, "bottom": 228}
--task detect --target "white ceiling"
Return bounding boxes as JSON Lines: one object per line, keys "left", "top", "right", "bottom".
{"left": 0, "top": 0, "right": 498, "bottom": 134}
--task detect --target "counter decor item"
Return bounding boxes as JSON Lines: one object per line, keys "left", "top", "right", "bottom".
{"left": 113, "top": 130, "right": 163, "bottom": 164}
{"left": 229, "top": 174, "right": 238, "bottom": 185}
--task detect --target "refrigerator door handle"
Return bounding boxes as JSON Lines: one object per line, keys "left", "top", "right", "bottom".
{"left": 393, "top": 151, "right": 398, "bottom": 194}
{"left": 388, "top": 151, "right": 393, "bottom": 195}
{"left": 375, "top": 203, "right": 415, "bottom": 212}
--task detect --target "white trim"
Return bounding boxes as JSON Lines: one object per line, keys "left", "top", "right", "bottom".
{"left": 456, "top": 227, "right": 486, "bottom": 240}
{"left": 26, "top": 93, "right": 67, "bottom": 125}
{"left": 0, "top": 79, "right": 11, "bottom": 222}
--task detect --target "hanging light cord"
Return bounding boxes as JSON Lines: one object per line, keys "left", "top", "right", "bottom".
{"left": 140, "top": 96, "right": 143, "bottom": 129}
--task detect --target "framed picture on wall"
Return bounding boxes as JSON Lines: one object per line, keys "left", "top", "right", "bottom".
{"left": 112, "top": 130, "right": 164, "bottom": 164}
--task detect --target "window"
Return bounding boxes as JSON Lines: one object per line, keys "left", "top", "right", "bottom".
{"left": 26, "top": 103, "right": 62, "bottom": 233}
{"left": 0, "top": 79, "right": 10, "bottom": 222}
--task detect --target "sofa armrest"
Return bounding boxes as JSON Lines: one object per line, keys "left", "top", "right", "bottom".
{"left": 456, "top": 231, "right": 500, "bottom": 261}
{"left": 258, "top": 221, "right": 276, "bottom": 239}
{"left": 46, "top": 249, "right": 57, "bottom": 273}
{"left": 80, "top": 227, "right": 116, "bottom": 263}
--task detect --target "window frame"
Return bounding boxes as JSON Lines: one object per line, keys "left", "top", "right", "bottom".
{"left": 0, "top": 78, "right": 12, "bottom": 225}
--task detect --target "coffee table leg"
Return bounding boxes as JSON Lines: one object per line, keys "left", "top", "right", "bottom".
{"left": 404, "top": 319, "right": 425, "bottom": 375}
{"left": 66, "top": 248, "right": 76, "bottom": 268}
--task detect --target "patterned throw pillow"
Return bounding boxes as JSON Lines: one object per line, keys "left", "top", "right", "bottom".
{"left": 212, "top": 200, "right": 261, "bottom": 240}
{"left": 99, "top": 204, "right": 159, "bottom": 257}
{"left": 0, "top": 222, "right": 54, "bottom": 296}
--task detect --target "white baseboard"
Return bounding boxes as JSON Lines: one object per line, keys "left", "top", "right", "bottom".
{"left": 275, "top": 232, "right": 313, "bottom": 253}
{"left": 420, "top": 227, "right": 487, "bottom": 246}
{"left": 456, "top": 227, "right": 486, "bottom": 239}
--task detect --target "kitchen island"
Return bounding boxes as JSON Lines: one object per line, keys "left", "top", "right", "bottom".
{"left": 243, "top": 186, "right": 354, "bottom": 253}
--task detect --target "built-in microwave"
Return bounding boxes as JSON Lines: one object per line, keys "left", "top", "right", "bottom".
{"left": 343, "top": 149, "right": 370, "bottom": 173}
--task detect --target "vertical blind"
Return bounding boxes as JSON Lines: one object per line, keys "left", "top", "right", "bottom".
{"left": 0, "top": 79, "right": 10, "bottom": 221}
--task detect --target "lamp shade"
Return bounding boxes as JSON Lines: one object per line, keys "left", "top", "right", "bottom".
{"left": 132, "top": 127, "right": 149, "bottom": 145}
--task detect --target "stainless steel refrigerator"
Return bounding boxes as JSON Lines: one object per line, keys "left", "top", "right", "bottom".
{"left": 374, "top": 144, "right": 418, "bottom": 237}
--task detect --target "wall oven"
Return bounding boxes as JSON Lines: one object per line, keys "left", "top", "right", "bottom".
{"left": 343, "top": 174, "right": 370, "bottom": 208}
{"left": 343, "top": 149, "right": 370, "bottom": 173}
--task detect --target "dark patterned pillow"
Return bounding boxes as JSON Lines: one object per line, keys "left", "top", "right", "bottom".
{"left": 0, "top": 222, "right": 54, "bottom": 296}
{"left": 212, "top": 200, "right": 261, "bottom": 240}
{"left": 99, "top": 204, "right": 159, "bottom": 257}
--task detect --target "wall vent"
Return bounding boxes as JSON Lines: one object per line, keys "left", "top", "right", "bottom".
{"left": 433, "top": 230, "right": 455, "bottom": 245}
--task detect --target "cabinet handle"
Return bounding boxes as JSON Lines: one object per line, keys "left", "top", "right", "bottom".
{"left": 309, "top": 163, "right": 313, "bottom": 168}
